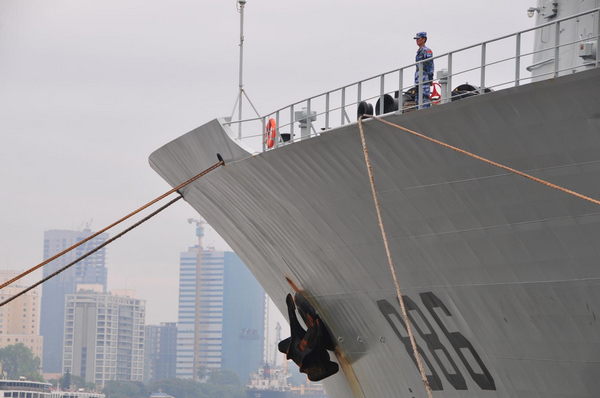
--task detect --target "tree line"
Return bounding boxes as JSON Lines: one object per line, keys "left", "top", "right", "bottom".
{"left": 103, "top": 372, "right": 245, "bottom": 398}
{"left": 0, "top": 343, "right": 44, "bottom": 381}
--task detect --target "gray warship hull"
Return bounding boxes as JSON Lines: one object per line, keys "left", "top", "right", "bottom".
{"left": 150, "top": 66, "right": 600, "bottom": 397}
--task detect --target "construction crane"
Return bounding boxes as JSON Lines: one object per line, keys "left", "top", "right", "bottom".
{"left": 187, "top": 218, "right": 205, "bottom": 244}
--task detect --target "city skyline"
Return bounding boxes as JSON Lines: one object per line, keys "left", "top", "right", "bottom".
{"left": 13, "top": 221, "right": 285, "bottom": 382}
{"left": 0, "top": 218, "right": 290, "bottom": 383}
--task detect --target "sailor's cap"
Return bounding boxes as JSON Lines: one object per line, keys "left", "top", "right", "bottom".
{"left": 413, "top": 32, "right": 427, "bottom": 39}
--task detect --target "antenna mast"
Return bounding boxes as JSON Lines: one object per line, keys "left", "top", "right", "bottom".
{"left": 231, "top": 0, "right": 260, "bottom": 139}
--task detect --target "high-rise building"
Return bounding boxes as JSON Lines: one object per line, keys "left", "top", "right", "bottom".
{"left": 62, "top": 285, "right": 145, "bottom": 388}
{"left": 40, "top": 229, "right": 108, "bottom": 372}
{"left": 176, "top": 247, "right": 225, "bottom": 379}
{"left": 221, "top": 252, "right": 265, "bottom": 383}
{"left": 144, "top": 322, "right": 177, "bottom": 382}
{"left": 176, "top": 221, "right": 264, "bottom": 382}
{"left": 0, "top": 271, "right": 43, "bottom": 361}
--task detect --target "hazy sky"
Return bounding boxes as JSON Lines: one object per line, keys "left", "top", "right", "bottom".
{"left": 0, "top": 0, "right": 534, "bottom": 325}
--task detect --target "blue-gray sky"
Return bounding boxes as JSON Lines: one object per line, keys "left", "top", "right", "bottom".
{"left": 0, "top": 0, "right": 534, "bottom": 325}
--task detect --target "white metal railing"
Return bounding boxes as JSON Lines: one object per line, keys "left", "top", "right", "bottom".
{"left": 226, "top": 8, "right": 600, "bottom": 153}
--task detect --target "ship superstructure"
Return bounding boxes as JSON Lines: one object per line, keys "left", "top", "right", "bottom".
{"left": 150, "top": 2, "right": 600, "bottom": 397}
{"left": 245, "top": 363, "right": 291, "bottom": 397}
{"left": 245, "top": 364, "right": 329, "bottom": 398}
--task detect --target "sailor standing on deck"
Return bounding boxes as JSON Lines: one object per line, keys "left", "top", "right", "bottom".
{"left": 414, "top": 32, "right": 434, "bottom": 108}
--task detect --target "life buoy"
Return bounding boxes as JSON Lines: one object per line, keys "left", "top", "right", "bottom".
{"left": 430, "top": 82, "right": 441, "bottom": 104}
{"left": 265, "top": 118, "right": 276, "bottom": 148}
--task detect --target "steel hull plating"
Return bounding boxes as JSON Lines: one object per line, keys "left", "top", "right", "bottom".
{"left": 150, "top": 68, "right": 600, "bottom": 397}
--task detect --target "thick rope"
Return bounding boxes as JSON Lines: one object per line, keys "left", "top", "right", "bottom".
{"left": 0, "top": 196, "right": 183, "bottom": 308}
{"left": 357, "top": 116, "right": 434, "bottom": 398}
{"left": 366, "top": 115, "right": 600, "bottom": 206}
{"left": 0, "top": 160, "right": 224, "bottom": 292}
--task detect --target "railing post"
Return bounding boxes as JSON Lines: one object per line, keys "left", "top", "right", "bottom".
{"left": 447, "top": 52, "right": 453, "bottom": 100}
{"left": 341, "top": 87, "right": 346, "bottom": 126}
{"left": 275, "top": 110, "right": 280, "bottom": 148}
{"left": 325, "top": 92, "right": 330, "bottom": 129}
{"left": 379, "top": 74, "right": 385, "bottom": 115}
{"left": 554, "top": 20, "right": 560, "bottom": 77}
{"left": 306, "top": 98, "right": 312, "bottom": 137}
{"left": 290, "top": 104, "right": 294, "bottom": 143}
{"left": 480, "top": 42, "right": 486, "bottom": 93}
{"left": 357, "top": 81, "right": 362, "bottom": 105}
{"left": 261, "top": 116, "right": 266, "bottom": 152}
{"left": 515, "top": 33, "right": 521, "bottom": 87}
{"left": 417, "top": 62, "right": 423, "bottom": 110}
{"left": 398, "top": 68, "right": 404, "bottom": 114}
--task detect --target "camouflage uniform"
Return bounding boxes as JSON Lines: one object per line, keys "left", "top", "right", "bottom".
{"left": 414, "top": 32, "right": 434, "bottom": 108}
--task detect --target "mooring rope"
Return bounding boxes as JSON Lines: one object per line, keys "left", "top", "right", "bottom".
{"left": 357, "top": 116, "right": 434, "bottom": 398}
{"left": 0, "top": 195, "right": 183, "bottom": 308}
{"left": 0, "top": 159, "right": 224, "bottom": 299}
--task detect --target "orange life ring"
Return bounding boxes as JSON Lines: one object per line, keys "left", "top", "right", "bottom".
{"left": 265, "top": 118, "right": 276, "bottom": 148}
{"left": 430, "top": 82, "right": 442, "bottom": 104}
